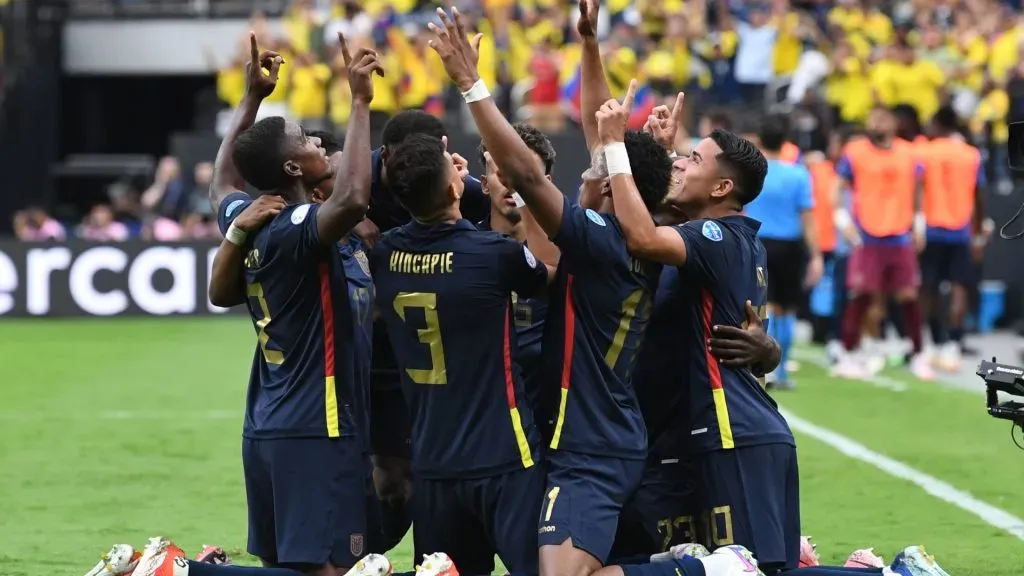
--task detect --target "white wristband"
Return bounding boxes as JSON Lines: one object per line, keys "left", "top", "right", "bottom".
{"left": 461, "top": 79, "right": 490, "bottom": 103}
{"left": 225, "top": 222, "right": 248, "bottom": 246}
{"left": 913, "top": 212, "right": 926, "bottom": 234}
{"left": 833, "top": 208, "right": 852, "bottom": 230}
{"left": 604, "top": 142, "right": 632, "bottom": 176}
{"left": 511, "top": 192, "right": 526, "bottom": 208}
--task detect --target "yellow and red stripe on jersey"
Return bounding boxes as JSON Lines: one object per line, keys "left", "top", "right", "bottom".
{"left": 319, "top": 262, "right": 341, "bottom": 438}
{"left": 701, "top": 288, "right": 734, "bottom": 449}
{"left": 504, "top": 303, "right": 535, "bottom": 468}
{"left": 550, "top": 275, "right": 576, "bottom": 450}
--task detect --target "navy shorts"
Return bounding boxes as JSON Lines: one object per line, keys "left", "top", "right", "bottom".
{"left": 538, "top": 451, "right": 646, "bottom": 564}
{"left": 242, "top": 437, "right": 367, "bottom": 567}
{"left": 920, "top": 241, "right": 975, "bottom": 287}
{"left": 611, "top": 456, "right": 695, "bottom": 559}
{"left": 690, "top": 444, "right": 800, "bottom": 572}
{"left": 413, "top": 464, "right": 546, "bottom": 575}
{"left": 369, "top": 376, "right": 411, "bottom": 459}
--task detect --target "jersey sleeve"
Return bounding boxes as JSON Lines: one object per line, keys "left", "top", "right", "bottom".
{"left": 552, "top": 195, "right": 620, "bottom": 265}
{"left": 217, "top": 191, "right": 254, "bottom": 235}
{"left": 499, "top": 238, "right": 549, "bottom": 298}
{"left": 263, "top": 202, "right": 323, "bottom": 262}
{"left": 835, "top": 155, "right": 854, "bottom": 184}
{"left": 674, "top": 220, "right": 739, "bottom": 284}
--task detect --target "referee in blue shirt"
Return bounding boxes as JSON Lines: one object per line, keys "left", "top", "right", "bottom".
{"left": 744, "top": 115, "right": 823, "bottom": 389}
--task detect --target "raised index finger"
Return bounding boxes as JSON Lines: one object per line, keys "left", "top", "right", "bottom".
{"left": 338, "top": 32, "right": 352, "bottom": 67}
{"left": 671, "top": 92, "right": 686, "bottom": 123}
{"left": 622, "top": 79, "right": 638, "bottom": 113}
{"left": 249, "top": 31, "right": 259, "bottom": 65}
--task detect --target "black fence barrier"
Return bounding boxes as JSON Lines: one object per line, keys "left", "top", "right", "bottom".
{"left": 0, "top": 240, "right": 243, "bottom": 317}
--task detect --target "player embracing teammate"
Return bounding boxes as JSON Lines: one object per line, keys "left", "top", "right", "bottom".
{"left": 84, "top": 6, "right": 959, "bottom": 576}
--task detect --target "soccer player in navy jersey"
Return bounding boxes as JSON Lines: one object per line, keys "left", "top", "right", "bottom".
{"left": 364, "top": 110, "right": 491, "bottom": 531}
{"left": 369, "top": 133, "right": 551, "bottom": 576}
{"left": 478, "top": 123, "right": 561, "bottom": 440}
{"left": 426, "top": 7, "right": 671, "bottom": 575}
{"left": 130, "top": 34, "right": 384, "bottom": 576}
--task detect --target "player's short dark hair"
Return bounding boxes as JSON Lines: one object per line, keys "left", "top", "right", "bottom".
{"left": 381, "top": 111, "right": 447, "bottom": 148}
{"left": 933, "top": 105, "right": 959, "bottom": 133}
{"left": 709, "top": 128, "right": 767, "bottom": 206}
{"left": 233, "top": 116, "right": 291, "bottom": 191}
{"left": 305, "top": 129, "right": 343, "bottom": 155}
{"left": 384, "top": 133, "right": 450, "bottom": 217}
{"left": 703, "top": 109, "right": 733, "bottom": 132}
{"left": 478, "top": 123, "right": 557, "bottom": 176}
{"left": 758, "top": 113, "right": 789, "bottom": 153}
{"left": 624, "top": 130, "right": 673, "bottom": 214}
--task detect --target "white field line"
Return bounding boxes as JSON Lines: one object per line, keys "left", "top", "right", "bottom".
{"left": 790, "top": 348, "right": 908, "bottom": 392}
{"left": 781, "top": 408, "right": 1024, "bottom": 542}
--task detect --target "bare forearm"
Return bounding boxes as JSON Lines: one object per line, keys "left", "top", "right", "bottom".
{"left": 209, "top": 239, "right": 247, "bottom": 307}
{"left": 581, "top": 37, "right": 612, "bottom": 152}
{"left": 520, "top": 207, "right": 560, "bottom": 267}
{"left": 210, "top": 94, "right": 262, "bottom": 211}
{"left": 609, "top": 173, "right": 657, "bottom": 252}
{"left": 319, "top": 101, "right": 373, "bottom": 244}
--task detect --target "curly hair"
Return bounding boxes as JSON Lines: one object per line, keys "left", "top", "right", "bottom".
{"left": 232, "top": 117, "right": 291, "bottom": 191}
{"left": 624, "top": 130, "right": 673, "bottom": 214}
{"left": 478, "top": 123, "right": 557, "bottom": 176}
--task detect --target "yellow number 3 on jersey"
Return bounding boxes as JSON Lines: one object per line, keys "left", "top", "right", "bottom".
{"left": 393, "top": 292, "right": 448, "bottom": 385}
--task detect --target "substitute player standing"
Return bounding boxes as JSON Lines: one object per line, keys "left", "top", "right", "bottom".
{"left": 370, "top": 133, "right": 550, "bottom": 576}
{"left": 919, "top": 106, "right": 990, "bottom": 372}
{"left": 743, "top": 114, "right": 823, "bottom": 389}
{"left": 832, "top": 105, "right": 934, "bottom": 381}
{"left": 131, "top": 35, "right": 384, "bottom": 576}
{"left": 426, "top": 5, "right": 672, "bottom": 575}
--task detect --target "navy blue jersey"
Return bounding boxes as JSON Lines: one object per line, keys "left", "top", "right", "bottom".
{"left": 218, "top": 192, "right": 371, "bottom": 440}
{"left": 338, "top": 236, "right": 375, "bottom": 445}
{"left": 369, "top": 219, "right": 548, "bottom": 478}
{"left": 367, "top": 148, "right": 489, "bottom": 391}
{"left": 476, "top": 218, "right": 550, "bottom": 418}
{"left": 672, "top": 217, "right": 794, "bottom": 453}
{"left": 543, "top": 197, "right": 657, "bottom": 459}
{"left": 632, "top": 266, "right": 686, "bottom": 450}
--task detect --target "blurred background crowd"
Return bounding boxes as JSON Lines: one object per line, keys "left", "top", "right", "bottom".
{"left": 9, "top": 0, "right": 1024, "bottom": 242}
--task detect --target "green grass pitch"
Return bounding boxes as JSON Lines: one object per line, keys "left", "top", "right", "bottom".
{"left": 1, "top": 318, "right": 1023, "bottom": 575}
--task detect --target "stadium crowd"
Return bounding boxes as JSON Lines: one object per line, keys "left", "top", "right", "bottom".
{"left": 77, "top": 0, "right": 990, "bottom": 574}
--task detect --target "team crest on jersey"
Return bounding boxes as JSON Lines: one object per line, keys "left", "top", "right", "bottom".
{"left": 585, "top": 209, "right": 606, "bottom": 226}
{"left": 701, "top": 221, "right": 723, "bottom": 242}
{"left": 291, "top": 203, "right": 311, "bottom": 224}
{"left": 350, "top": 534, "right": 364, "bottom": 557}
{"left": 354, "top": 250, "right": 370, "bottom": 277}
{"left": 225, "top": 199, "right": 245, "bottom": 219}
{"left": 523, "top": 245, "right": 538, "bottom": 268}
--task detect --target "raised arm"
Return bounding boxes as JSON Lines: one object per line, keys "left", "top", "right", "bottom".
{"left": 315, "top": 34, "right": 385, "bottom": 246}
{"left": 428, "top": 7, "right": 565, "bottom": 239}
{"left": 210, "top": 33, "right": 282, "bottom": 212}
{"left": 597, "top": 81, "right": 688, "bottom": 266}
{"left": 577, "top": 0, "right": 613, "bottom": 152}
